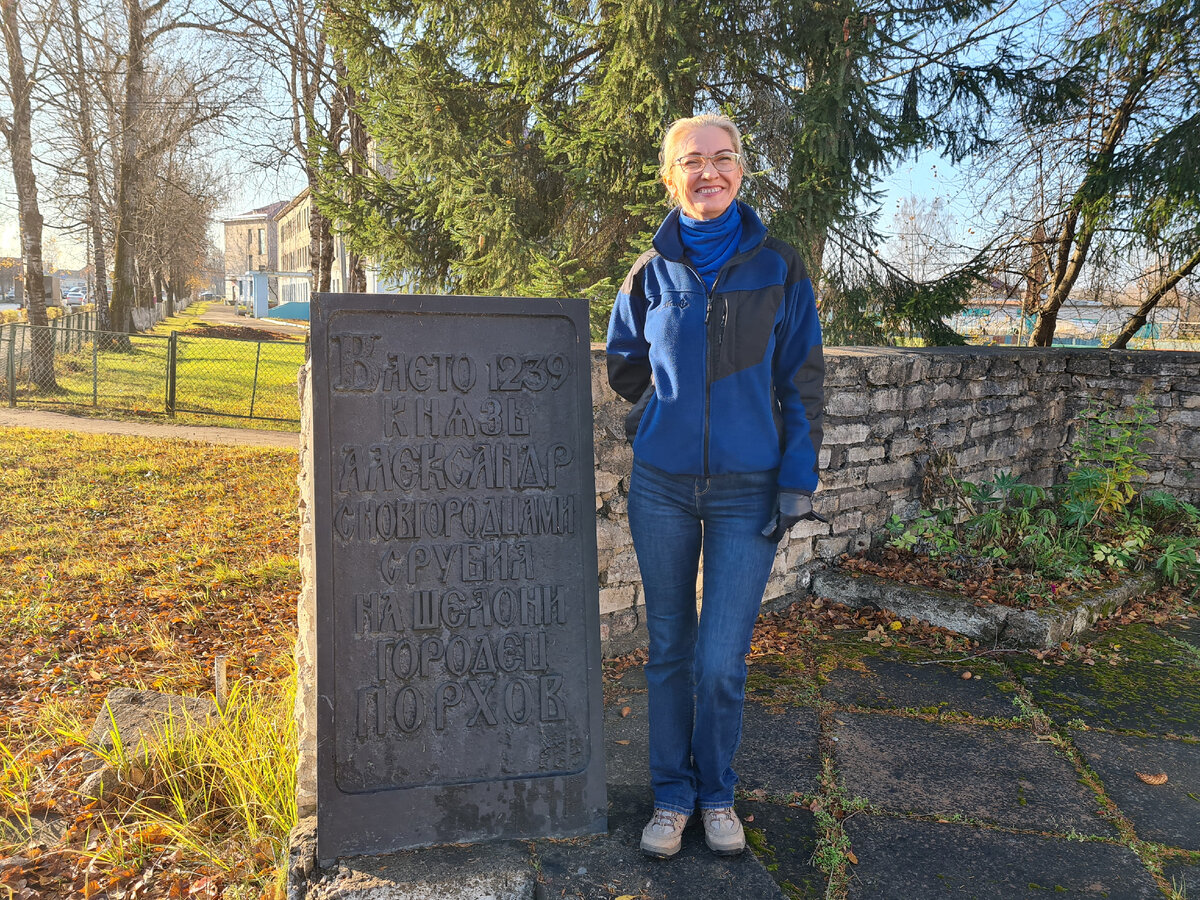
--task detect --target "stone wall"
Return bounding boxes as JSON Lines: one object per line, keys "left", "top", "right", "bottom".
{"left": 591, "top": 344, "right": 1200, "bottom": 654}
{"left": 296, "top": 345, "right": 1200, "bottom": 814}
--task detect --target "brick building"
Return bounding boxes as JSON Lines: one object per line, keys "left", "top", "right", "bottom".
{"left": 222, "top": 200, "right": 287, "bottom": 305}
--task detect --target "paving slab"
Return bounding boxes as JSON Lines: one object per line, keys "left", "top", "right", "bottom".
{"left": 1162, "top": 859, "right": 1200, "bottom": 897}
{"left": 736, "top": 703, "right": 823, "bottom": 798}
{"left": 1087, "top": 621, "right": 1200, "bottom": 667}
{"left": 844, "top": 815, "right": 1161, "bottom": 899}
{"left": 606, "top": 664, "right": 649, "bottom": 695}
{"left": 605, "top": 689, "right": 650, "bottom": 787}
{"left": 1071, "top": 729, "right": 1200, "bottom": 850}
{"left": 821, "top": 652, "right": 1021, "bottom": 720}
{"left": 833, "top": 712, "right": 1115, "bottom": 836}
{"left": 534, "top": 784, "right": 785, "bottom": 900}
{"left": 1011, "top": 655, "right": 1200, "bottom": 737}
{"left": 1148, "top": 616, "right": 1200, "bottom": 657}
{"left": 746, "top": 656, "right": 820, "bottom": 707}
{"left": 304, "top": 841, "right": 536, "bottom": 900}
{"left": 741, "top": 799, "right": 825, "bottom": 898}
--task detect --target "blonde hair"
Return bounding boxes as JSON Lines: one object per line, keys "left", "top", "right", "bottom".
{"left": 658, "top": 114, "right": 746, "bottom": 186}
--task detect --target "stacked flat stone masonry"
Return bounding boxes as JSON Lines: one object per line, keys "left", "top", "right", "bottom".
{"left": 590, "top": 345, "right": 1200, "bottom": 655}
{"left": 297, "top": 346, "right": 1199, "bottom": 816}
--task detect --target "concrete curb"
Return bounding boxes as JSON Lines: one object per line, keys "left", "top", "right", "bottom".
{"left": 810, "top": 568, "right": 1159, "bottom": 648}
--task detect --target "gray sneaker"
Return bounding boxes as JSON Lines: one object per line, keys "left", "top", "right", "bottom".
{"left": 701, "top": 807, "right": 745, "bottom": 855}
{"left": 640, "top": 808, "right": 690, "bottom": 858}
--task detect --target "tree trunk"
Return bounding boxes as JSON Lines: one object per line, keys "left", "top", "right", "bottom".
{"left": 110, "top": 0, "right": 146, "bottom": 336}
{"left": 153, "top": 270, "right": 166, "bottom": 317}
{"left": 317, "top": 209, "right": 335, "bottom": 291}
{"left": 1029, "top": 57, "right": 1147, "bottom": 347}
{"left": 0, "top": 0, "right": 55, "bottom": 388}
{"left": 69, "top": 0, "right": 109, "bottom": 331}
{"left": 313, "top": 56, "right": 346, "bottom": 294}
{"left": 1109, "top": 246, "right": 1200, "bottom": 349}
{"left": 346, "top": 82, "right": 367, "bottom": 292}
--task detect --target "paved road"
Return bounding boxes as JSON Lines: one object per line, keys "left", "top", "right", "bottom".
{"left": 0, "top": 406, "right": 298, "bottom": 448}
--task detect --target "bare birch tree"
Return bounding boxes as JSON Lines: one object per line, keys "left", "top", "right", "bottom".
{"left": 217, "top": 0, "right": 348, "bottom": 294}
{"left": 0, "top": 0, "right": 55, "bottom": 387}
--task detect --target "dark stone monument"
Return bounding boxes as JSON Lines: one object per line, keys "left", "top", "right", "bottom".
{"left": 310, "top": 294, "right": 607, "bottom": 862}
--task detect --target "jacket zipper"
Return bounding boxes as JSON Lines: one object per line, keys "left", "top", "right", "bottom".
{"left": 697, "top": 267, "right": 723, "bottom": 476}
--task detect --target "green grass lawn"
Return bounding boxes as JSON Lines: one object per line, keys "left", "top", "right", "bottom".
{"left": 7, "top": 302, "right": 307, "bottom": 429}
{"left": 0, "top": 427, "right": 300, "bottom": 894}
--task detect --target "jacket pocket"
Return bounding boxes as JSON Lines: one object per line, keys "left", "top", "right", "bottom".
{"left": 624, "top": 382, "right": 655, "bottom": 442}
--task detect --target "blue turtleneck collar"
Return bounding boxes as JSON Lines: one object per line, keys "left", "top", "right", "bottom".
{"left": 677, "top": 202, "right": 742, "bottom": 292}
{"left": 652, "top": 201, "right": 766, "bottom": 290}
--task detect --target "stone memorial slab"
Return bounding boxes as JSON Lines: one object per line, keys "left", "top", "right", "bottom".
{"left": 310, "top": 294, "right": 606, "bottom": 860}
{"left": 844, "top": 816, "right": 1160, "bottom": 899}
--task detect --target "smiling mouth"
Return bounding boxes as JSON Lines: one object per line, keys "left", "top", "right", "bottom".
{"left": 696, "top": 187, "right": 723, "bottom": 195}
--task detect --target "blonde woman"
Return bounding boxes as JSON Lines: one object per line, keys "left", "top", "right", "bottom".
{"left": 607, "top": 114, "right": 825, "bottom": 858}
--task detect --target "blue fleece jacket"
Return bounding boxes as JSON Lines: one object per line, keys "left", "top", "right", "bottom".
{"left": 606, "top": 201, "right": 825, "bottom": 494}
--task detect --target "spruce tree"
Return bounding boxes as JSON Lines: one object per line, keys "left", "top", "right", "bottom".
{"left": 322, "top": 0, "right": 1051, "bottom": 342}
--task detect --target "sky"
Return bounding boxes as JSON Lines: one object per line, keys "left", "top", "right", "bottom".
{"left": 0, "top": 150, "right": 963, "bottom": 272}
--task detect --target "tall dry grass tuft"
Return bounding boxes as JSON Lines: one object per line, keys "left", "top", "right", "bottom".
{"left": 84, "top": 664, "right": 298, "bottom": 892}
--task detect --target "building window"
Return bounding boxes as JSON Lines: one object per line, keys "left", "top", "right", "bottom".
{"left": 258, "top": 229, "right": 265, "bottom": 256}
{"left": 247, "top": 255, "right": 252, "bottom": 271}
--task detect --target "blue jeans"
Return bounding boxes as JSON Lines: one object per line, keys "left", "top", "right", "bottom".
{"left": 627, "top": 459, "right": 779, "bottom": 814}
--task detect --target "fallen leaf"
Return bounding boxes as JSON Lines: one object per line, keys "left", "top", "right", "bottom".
{"left": 744, "top": 814, "right": 754, "bottom": 823}
{"left": 846, "top": 850, "right": 859, "bottom": 864}
{"left": 960, "top": 670, "right": 973, "bottom": 680}
{"left": 1136, "top": 771, "right": 1168, "bottom": 785}
{"left": 620, "top": 706, "right": 631, "bottom": 718}
{"left": 614, "top": 739, "right": 630, "bottom": 746}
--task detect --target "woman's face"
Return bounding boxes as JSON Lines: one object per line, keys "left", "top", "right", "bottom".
{"left": 664, "top": 125, "right": 743, "bottom": 221}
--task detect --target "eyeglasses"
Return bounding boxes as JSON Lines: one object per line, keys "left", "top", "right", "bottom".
{"left": 674, "top": 152, "right": 742, "bottom": 174}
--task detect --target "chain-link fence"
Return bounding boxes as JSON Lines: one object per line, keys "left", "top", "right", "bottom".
{"left": 0, "top": 319, "right": 307, "bottom": 424}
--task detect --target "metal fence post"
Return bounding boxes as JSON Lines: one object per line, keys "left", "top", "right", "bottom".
{"left": 92, "top": 325, "right": 99, "bottom": 407}
{"left": 248, "top": 340, "right": 263, "bottom": 419}
{"left": 166, "top": 330, "right": 178, "bottom": 416}
{"left": 6, "top": 324, "right": 14, "bottom": 407}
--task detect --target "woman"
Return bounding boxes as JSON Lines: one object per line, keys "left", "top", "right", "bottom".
{"left": 606, "top": 114, "right": 825, "bottom": 858}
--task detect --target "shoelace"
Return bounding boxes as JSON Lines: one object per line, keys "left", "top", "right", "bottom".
{"left": 704, "top": 808, "right": 737, "bottom": 828}
{"left": 649, "top": 809, "right": 685, "bottom": 831}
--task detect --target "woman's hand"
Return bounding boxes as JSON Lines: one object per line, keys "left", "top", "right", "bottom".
{"left": 760, "top": 491, "right": 827, "bottom": 542}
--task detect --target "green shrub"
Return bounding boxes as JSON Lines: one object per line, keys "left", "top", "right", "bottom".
{"left": 886, "top": 395, "right": 1200, "bottom": 596}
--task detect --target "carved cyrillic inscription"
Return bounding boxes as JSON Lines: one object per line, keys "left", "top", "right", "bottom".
{"left": 327, "top": 329, "right": 590, "bottom": 791}
{"left": 335, "top": 496, "right": 576, "bottom": 542}
{"left": 337, "top": 442, "right": 573, "bottom": 492}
